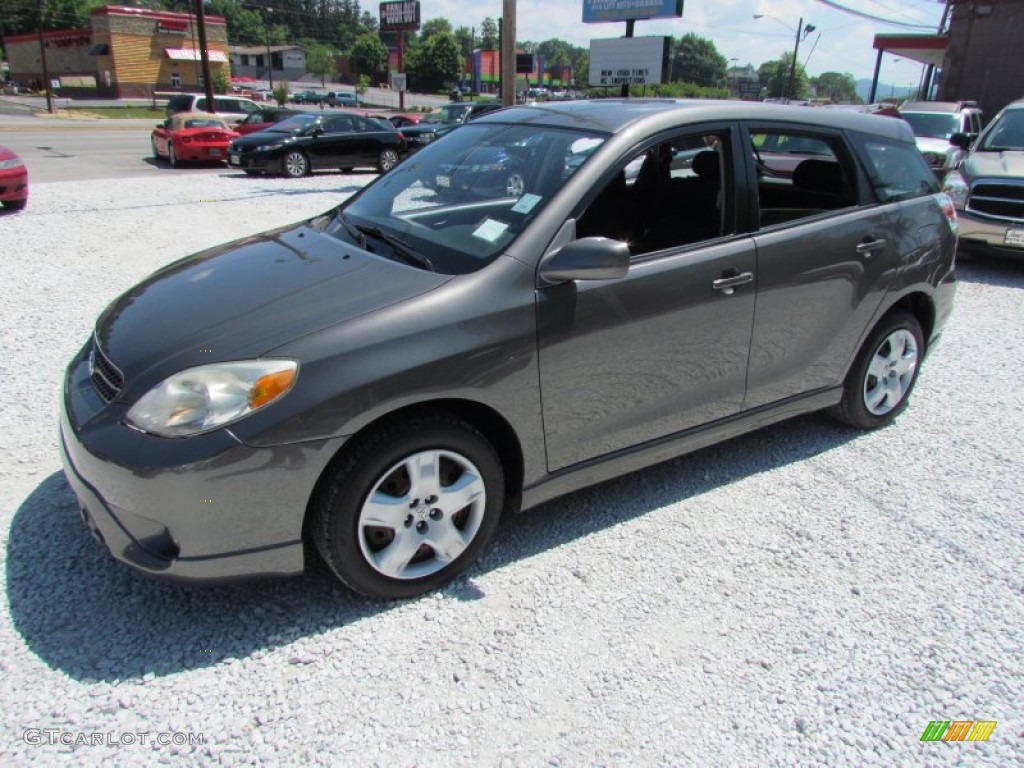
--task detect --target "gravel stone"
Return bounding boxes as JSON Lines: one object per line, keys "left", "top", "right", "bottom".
{"left": 0, "top": 172, "right": 1021, "bottom": 766}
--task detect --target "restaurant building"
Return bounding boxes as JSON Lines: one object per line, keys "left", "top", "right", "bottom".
{"left": 3, "top": 5, "right": 229, "bottom": 99}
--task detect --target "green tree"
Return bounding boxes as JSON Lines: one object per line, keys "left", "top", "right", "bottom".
{"left": 479, "top": 17, "right": 499, "bottom": 50}
{"left": 670, "top": 33, "right": 727, "bottom": 88}
{"left": 758, "top": 53, "right": 809, "bottom": 99}
{"left": 273, "top": 80, "right": 290, "bottom": 106}
{"left": 305, "top": 43, "right": 337, "bottom": 86}
{"left": 408, "top": 31, "right": 462, "bottom": 92}
{"left": 351, "top": 32, "right": 388, "bottom": 81}
{"left": 454, "top": 26, "right": 475, "bottom": 59}
{"left": 419, "top": 18, "right": 453, "bottom": 43}
{"left": 811, "top": 71, "right": 859, "bottom": 103}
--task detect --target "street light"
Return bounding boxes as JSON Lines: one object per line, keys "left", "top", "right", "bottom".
{"left": 753, "top": 14, "right": 816, "bottom": 101}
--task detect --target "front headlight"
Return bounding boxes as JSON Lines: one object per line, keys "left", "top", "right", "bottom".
{"left": 0, "top": 157, "right": 24, "bottom": 170}
{"left": 942, "top": 172, "right": 969, "bottom": 210}
{"left": 126, "top": 360, "right": 298, "bottom": 438}
{"left": 255, "top": 142, "right": 282, "bottom": 152}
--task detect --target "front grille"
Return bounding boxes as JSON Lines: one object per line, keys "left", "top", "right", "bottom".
{"left": 967, "top": 181, "right": 1024, "bottom": 222}
{"left": 89, "top": 339, "right": 124, "bottom": 403}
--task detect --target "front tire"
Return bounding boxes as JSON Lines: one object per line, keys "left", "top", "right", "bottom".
{"left": 282, "top": 150, "right": 309, "bottom": 178}
{"left": 151, "top": 137, "right": 161, "bottom": 160}
{"left": 830, "top": 311, "right": 924, "bottom": 429}
{"left": 168, "top": 144, "right": 179, "bottom": 168}
{"left": 312, "top": 414, "right": 504, "bottom": 599}
{"left": 377, "top": 148, "right": 399, "bottom": 174}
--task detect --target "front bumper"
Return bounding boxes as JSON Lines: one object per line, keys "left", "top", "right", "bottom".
{"left": 227, "top": 151, "right": 281, "bottom": 173}
{"left": 0, "top": 168, "right": 28, "bottom": 203}
{"left": 956, "top": 209, "right": 1024, "bottom": 259}
{"left": 59, "top": 345, "right": 345, "bottom": 583}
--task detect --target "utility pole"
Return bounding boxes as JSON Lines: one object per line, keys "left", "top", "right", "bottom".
{"left": 37, "top": 0, "right": 54, "bottom": 113}
{"left": 501, "top": 0, "right": 515, "bottom": 106}
{"left": 785, "top": 17, "right": 804, "bottom": 101}
{"left": 196, "top": 0, "right": 215, "bottom": 110}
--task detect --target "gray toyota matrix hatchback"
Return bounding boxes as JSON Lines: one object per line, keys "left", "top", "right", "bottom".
{"left": 60, "top": 100, "right": 958, "bottom": 599}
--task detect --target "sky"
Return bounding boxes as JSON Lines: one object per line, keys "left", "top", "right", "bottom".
{"left": 419, "top": 0, "right": 947, "bottom": 85}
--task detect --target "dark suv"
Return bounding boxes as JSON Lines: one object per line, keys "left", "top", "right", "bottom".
{"left": 400, "top": 101, "right": 504, "bottom": 150}
{"left": 60, "top": 100, "right": 957, "bottom": 599}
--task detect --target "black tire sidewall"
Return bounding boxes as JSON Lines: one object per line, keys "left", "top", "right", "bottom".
{"left": 314, "top": 418, "right": 504, "bottom": 599}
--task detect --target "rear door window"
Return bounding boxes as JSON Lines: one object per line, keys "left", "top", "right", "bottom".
{"left": 746, "top": 127, "right": 859, "bottom": 227}
{"left": 857, "top": 139, "right": 939, "bottom": 202}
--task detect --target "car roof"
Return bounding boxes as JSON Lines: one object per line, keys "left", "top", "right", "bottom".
{"left": 470, "top": 99, "right": 916, "bottom": 142}
{"left": 900, "top": 100, "right": 980, "bottom": 114}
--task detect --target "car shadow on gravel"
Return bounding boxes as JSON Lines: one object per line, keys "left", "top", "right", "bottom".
{"left": 7, "top": 414, "right": 858, "bottom": 682}
{"left": 955, "top": 254, "right": 1024, "bottom": 287}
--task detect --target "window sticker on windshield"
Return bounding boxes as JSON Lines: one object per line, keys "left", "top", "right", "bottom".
{"left": 435, "top": 175, "right": 450, "bottom": 188}
{"left": 511, "top": 193, "right": 542, "bottom": 214}
{"left": 473, "top": 218, "right": 509, "bottom": 243}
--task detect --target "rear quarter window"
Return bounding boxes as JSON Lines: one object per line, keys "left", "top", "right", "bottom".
{"left": 857, "top": 138, "right": 939, "bottom": 202}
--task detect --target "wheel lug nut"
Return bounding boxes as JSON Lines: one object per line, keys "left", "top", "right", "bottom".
{"left": 404, "top": 515, "right": 414, "bottom": 528}
{"left": 425, "top": 495, "right": 437, "bottom": 504}
{"left": 429, "top": 508, "right": 442, "bottom": 520}
{"left": 416, "top": 521, "right": 429, "bottom": 534}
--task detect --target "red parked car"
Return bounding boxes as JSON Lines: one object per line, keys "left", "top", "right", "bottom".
{"left": 234, "top": 107, "right": 304, "bottom": 136}
{"left": 151, "top": 114, "right": 239, "bottom": 167}
{"left": 0, "top": 144, "right": 28, "bottom": 211}
{"left": 388, "top": 113, "right": 424, "bottom": 129}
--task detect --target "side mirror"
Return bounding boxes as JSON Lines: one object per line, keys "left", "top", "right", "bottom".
{"left": 949, "top": 132, "right": 970, "bottom": 150}
{"left": 538, "top": 237, "right": 630, "bottom": 286}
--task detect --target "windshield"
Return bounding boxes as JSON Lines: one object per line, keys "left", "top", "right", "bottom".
{"left": 977, "top": 109, "right": 1024, "bottom": 151}
{"left": 901, "top": 112, "right": 961, "bottom": 140}
{"left": 268, "top": 115, "right": 319, "bottom": 133}
{"left": 326, "top": 122, "right": 607, "bottom": 275}
{"left": 422, "top": 107, "right": 469, "bottom": 125}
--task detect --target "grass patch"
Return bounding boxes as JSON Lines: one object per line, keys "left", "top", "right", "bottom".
{"left": 69, "top": 106, "right": 166, "bottom": 119}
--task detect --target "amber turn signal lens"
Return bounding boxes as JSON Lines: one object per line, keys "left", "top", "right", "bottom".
{"left": 249, "top": 369, "right": 296, "bottom": 409}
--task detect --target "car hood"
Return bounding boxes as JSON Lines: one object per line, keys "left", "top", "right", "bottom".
{"left": 95, "top": 221, "right": 449, "bottom": 393}
{"left": 232, "top": 130, "right": 301, "bottom": 146}
{"left": 914, "top": 136, "right": 951, "bottom": 154}
{"left": 963, "top": 149, "right": 1024, "bottom": 179}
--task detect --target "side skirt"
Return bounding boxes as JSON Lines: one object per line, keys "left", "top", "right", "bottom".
{"left": 521, "top": 387, "right": 842, "bottom": 512}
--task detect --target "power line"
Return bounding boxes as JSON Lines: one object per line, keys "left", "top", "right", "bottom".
{"left": 814, "top": 0, "right": 937, "bottom": 30}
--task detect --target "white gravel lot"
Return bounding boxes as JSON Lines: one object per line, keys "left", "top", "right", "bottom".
{"left": 1, "top": 171, "right": 1022, "bottom": 766}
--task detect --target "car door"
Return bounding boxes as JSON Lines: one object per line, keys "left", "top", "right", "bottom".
{"left": 740, "top": 123, "right": 898, "bottom": 409}
{"left": 537, "top": 126, "right": 758, "bottom": 471}
{"left": 310, "top": 115, "right": 356, "bottom": 170}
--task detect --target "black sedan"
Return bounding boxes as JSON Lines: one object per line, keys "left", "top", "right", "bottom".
{"left": 228, "top": 113, "right": 407, "bottom": 177}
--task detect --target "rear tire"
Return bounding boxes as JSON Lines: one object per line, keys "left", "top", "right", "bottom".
{"left": 311, "top": 414, "right": 504, "bottom": 599}
{"left": 282, "top": 150, "right": 309, "bottom": 178}
{"left": 829, "top": 311, "right": 924, "bottom": 429}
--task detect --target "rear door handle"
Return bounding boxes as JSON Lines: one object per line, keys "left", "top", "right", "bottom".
{"left": 856, "top": 238, "right": 887, "bottom": 257}
{"left": 712, "top": 272, "right": 754, "bottom": 295}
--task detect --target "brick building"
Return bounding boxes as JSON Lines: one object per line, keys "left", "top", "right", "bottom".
{"left": 3, "top": 5, "right": 229, "bottom": 99}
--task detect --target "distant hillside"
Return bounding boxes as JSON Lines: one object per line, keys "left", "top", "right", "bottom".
{"left": 856, "top": 78, "right": 918, "bottom": 103}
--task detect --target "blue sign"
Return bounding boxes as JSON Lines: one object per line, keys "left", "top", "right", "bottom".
{"left": 582, "top": 0, "right": 683, "bottom": 24}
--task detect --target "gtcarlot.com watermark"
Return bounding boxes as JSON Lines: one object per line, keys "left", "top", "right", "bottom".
{"left": 24, "top": 729, "right": 204, "bottom": 747}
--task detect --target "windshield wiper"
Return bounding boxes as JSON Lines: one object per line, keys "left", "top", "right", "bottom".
{"left": 355, "top": 224, "right": 435, "bottom": 272}
{"left": 333, "top": 212, "right": 368, "bottom": 247}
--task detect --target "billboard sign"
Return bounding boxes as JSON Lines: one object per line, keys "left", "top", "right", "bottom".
{"left": 588, "top": 36, "right": 669, "bottom": 86}
{"left": 379, "top": 1, "right": 421, "bottom": 32}
{"left": 582, "top": 0, "right": 683, "bottom": 23}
